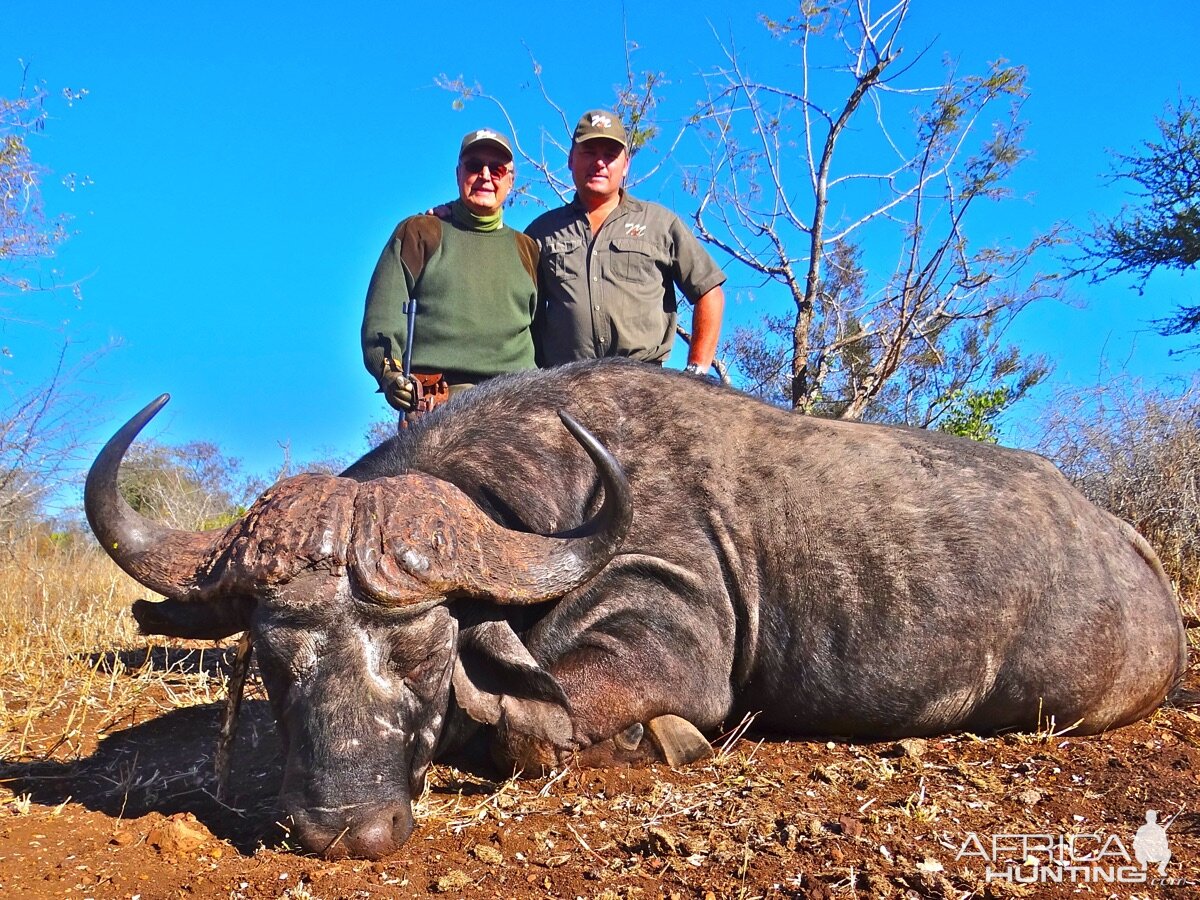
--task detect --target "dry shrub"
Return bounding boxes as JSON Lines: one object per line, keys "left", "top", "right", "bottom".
{"left": 0, "top": 528, "right": 134, "bottom": 670}
{"left": 1035, "top": 376, "right": 1200, "bottom": 611}
{"left": 116, "top": 439, "right": 258, "bottom": 530}
{"left": 0, "top": 527, "right": 227, "bottom": 763}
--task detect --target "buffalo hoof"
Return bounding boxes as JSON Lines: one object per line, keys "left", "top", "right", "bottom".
{"left": 572, "top": 716, "right": 711, "bottom": 768}
{"left": 647, "top": 714, "right": 712, "bottom": 766}
{"left": 499, "top": 716, "right": 712, "bottom": 771}
{"left": 613, "top": 722, "right": 644, "bottom": 751}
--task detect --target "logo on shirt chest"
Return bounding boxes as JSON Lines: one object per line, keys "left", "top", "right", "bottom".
{"left": 623, "top": 222, "right": 648, "bottom": 238}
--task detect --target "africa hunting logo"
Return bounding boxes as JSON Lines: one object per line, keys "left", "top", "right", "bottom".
{"left": 954, "top": 807, "right": 1192, "bottom": 885}
{"left": 590, "top": 114, "right": 613, "bottom": 128}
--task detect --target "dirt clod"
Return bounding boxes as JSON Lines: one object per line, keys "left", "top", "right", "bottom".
{"left": 1015, "top": 787, "right": 1042, "bottom": 805}
{"left": 433, "top": 869, "right": 473, "bottom": 892}
{"left": 894, "top": 737, "right": 928, "bottom": 759}
{"left": 147, "top": 812, "right": 211, "bottom": 854}
{"left": 472, "top": 843, "right": 504, "bottom": 864}
{"left": 837, "top": 814, "right": 863, "bottom": 838}
{"left": 647, "top": 826, "right": 677, "bottom": 855}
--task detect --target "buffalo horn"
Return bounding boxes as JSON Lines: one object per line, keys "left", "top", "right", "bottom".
{"left": 89, "top": 400, "right": 632, "bottom": 610}
{"left": 471, "top": 410, "right": 632, "bottom": 602}
{"left": 84, "top": 394, "right": 231, "bottom": 599}
{"left": 353, "top": 411, "right": 633, "bottom": 606}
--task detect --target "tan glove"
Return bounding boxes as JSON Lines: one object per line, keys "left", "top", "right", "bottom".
{"left": 380, "top": 365, "right": 418, "bottom": 412}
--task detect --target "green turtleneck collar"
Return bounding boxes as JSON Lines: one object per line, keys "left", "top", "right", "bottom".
{"left": 452, "top": 199, "right": 503, "bottom": 232}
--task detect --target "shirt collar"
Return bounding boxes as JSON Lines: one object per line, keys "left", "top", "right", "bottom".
{"left": 570, "top": 188, "right": 639, "bottom": 217}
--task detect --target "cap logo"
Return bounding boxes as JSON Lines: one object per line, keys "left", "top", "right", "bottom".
{"left": 473, "top": 129, "right": 499, "bottom": 141}
{"left": 590, "top": 114, "right": 613, "bottom": 129}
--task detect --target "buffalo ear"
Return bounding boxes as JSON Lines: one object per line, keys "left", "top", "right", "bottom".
{"left": 451, "top": 618, "right": 573, "bottom": 750}
{"left": 131, "top": 597, "right": 254, "bottom": 640}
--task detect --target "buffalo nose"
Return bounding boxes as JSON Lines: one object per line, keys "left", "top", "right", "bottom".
{"left": 337, "top": 805, "right": 414, "bottom": 859}
{"left": 290, "top": 802, "right": 415, "bottom": 860}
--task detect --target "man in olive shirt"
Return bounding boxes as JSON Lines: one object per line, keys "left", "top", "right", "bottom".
{"left": 362, "top": 128, "right": 538, "bottom": 416}
{"left": 526, "top": 110, "right": 726, "bottom": 376}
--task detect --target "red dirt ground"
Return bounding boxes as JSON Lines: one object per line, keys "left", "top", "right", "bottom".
{"left": 2, "top": 643, "right": 1198, "bottom": 899}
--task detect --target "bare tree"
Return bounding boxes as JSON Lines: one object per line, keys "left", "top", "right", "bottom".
{"left": 0, "top": 347, "right": 81, "bottom": 531}
{"left": 436, "top": 2, "right": 1058, "bottom": 426}
{"left": 436, "top": 27, "right": 685, "bottom": 208}
{"left": 1, "top": 71, "right": 61, "bottom": 293}
{"left": 685, "top": 0, "right": 1058, "bottom": 421}
{"left": 1, "top": 63, "right": 86, "bottom": 308}
{"left": 0, "top": 66, "right": 92, "bottom": 533}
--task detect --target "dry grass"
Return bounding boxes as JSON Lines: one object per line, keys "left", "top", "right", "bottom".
{"left": 0, "top": 531, "right": 226, "bottom": 764}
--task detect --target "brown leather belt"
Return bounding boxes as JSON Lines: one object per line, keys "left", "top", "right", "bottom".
{"left": 410, "top": 372, "right": 452, "bottom": 414}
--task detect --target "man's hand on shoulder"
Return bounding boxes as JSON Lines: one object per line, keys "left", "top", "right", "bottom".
{"left": 423, "top": 201, "right": 454, "bottom": 220}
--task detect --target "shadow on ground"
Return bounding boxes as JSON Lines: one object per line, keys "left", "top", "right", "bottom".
{"left": 87, "top": 645, "right": 237, "bottom": 678}
{"left": 0, "top": 698, "right": 283, "bottom": 854}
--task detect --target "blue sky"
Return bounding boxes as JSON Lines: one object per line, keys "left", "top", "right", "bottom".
{"left": 4, "top": 1, "right": 1198, "bottom": 496}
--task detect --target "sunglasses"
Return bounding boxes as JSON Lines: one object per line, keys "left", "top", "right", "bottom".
{"left": 461, "top": 157, "right": 511, "bottom": 178}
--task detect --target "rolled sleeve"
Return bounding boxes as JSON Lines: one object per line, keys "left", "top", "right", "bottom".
{"left": 669, "top": 216, "right": 727, "bottom": 303}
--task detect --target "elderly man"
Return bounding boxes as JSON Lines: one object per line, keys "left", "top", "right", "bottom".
{"left": 361, "top": 128, "right": 538, "bottom": 417}
{"left": 526, "top": 110, "right": 726, "bottom": 375}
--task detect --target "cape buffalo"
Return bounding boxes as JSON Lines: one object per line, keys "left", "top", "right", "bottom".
{"left": 85, "top": 359, "right": 1186, "bottom": 859}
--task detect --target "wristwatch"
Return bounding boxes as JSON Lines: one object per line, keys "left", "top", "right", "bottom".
{"left": 683, "top": 362, "right": 710, "bottom": 377}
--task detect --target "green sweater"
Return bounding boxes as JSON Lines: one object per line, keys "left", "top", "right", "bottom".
{"left": 361, "top": 204, "right": 539, "bottom": 385}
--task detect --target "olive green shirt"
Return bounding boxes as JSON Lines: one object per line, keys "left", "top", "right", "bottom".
{"left": 362, "top": 209, "right": 539, "bottom": 386}
{"left": 526, "top": 191, "right": 726, "bottom": 365}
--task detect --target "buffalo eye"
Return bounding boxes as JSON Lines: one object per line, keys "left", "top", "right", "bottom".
{"left": 254, "top": 625, "right": 324, "bottom": 689}
{"left": 399, "top": 648, "right": 449, "bottom": 701}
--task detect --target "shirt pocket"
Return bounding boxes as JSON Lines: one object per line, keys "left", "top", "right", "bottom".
{"left": 610, "top": 238, "right": 657, "bottom": 283}
{"left": 547, "top": 239, "right": 583, "bottom": 281}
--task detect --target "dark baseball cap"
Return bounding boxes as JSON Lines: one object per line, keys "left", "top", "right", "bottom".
{"left": 572, "top": 110, "right": 628, "bottom": 147}
{"left": 459, "top": 128, "right": 513, "bottom": 161}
